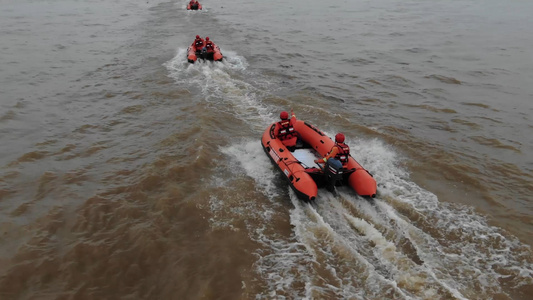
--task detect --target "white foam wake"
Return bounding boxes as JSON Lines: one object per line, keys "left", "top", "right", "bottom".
{"left": 216, "top": 136, "right": 533, "bottom": 299}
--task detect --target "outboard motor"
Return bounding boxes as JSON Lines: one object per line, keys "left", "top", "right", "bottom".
{"left": 324, "top": 158, "right": 343, "bottom": 193}
{"left": 200, "top": 47, "right": 207, "bottom": 60}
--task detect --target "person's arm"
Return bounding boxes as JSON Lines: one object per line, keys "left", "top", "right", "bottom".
{"left": 314, "top": 147, "right": 339, "bottom": 164}
{"left": 289, "top": 117, "right": 296, "bottom": 126}
{"left": 274, "top": 122, "right": 281, "bottom": 138}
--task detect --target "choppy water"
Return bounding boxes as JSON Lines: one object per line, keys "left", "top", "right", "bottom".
{"left": 1, "top": 0, "right": 532, "bottom": 299}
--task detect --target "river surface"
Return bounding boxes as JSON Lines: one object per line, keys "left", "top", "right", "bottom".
{"left": 1, "top": 0, "right": 532, "bottom": 299}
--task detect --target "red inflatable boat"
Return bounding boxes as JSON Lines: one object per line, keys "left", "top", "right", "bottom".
{"left": 187, "top": 1, "right": 202, "bottom": 10}
{"left": 187, "top": 43, "right": 223, "bottom": 63}
{"left": 261, "top": 115, "right": 377, "bottom": 202}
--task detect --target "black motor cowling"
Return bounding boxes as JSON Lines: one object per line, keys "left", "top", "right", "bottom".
{"left": 324, "top": 158, "right": 343, "bottom": 192}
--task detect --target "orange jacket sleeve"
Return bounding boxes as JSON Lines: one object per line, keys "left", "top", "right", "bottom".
{"left": 274, "top": 122, "right": 280, "bottom": 137}
{"left": 320, "top": 146, "right": 339, "bottom": 163}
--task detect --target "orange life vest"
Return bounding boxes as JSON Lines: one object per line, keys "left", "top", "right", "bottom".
{"left": 195, "top": 39, "right": 203, "bottom": 49}
{"left": 205, "top": 41, "right": 214, "bottom": 52}
{"left": 334, "top": 143, "right": 350, "bottom": 164}
{"left": 277, "top": 120, "right": 295, "bottom": 140}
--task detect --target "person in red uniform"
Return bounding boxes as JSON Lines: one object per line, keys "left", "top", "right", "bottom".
{"left": 275, "top": 110, "right": 298, "bottom": 150}
{"left": 205, "top": 37, "right": 215, "bottom": 54}
{"left": 314, "top": 133, "right": 350, "bottom": 194}
{"left": 314, "top": 133, "right": 350, "bottom": 166}
{"left": 193, "top": 35, "right": 204, "bottom": 52}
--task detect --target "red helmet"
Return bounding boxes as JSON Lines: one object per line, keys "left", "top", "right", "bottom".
{"left": 335, "top": 133, "right": 345, "bottom": 143}
{"left": 196, "top": 35, "right": 200, "bottom": 39}
{"left": 280, "top": 111, "right": 289, "bottom": 120}
{"left": 205, "top": 37, "right": 210, "bottom": 41}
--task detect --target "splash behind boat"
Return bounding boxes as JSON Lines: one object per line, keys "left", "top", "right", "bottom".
{"left": 261, "top": 115, "right": 377, "bottom": 202}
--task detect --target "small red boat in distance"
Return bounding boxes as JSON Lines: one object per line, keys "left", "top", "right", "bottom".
{"left": 187, "top": 0, "right": 202, "bottom": 10}
{"left": 261, "top": 113, "right": 377, "bottom": 202}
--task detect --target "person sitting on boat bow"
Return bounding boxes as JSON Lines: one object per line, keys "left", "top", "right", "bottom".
{"left": 193, "top": 35, "right": 204, "bottom": 52}
{"left": 314, "top": 133, "right": 350, "bottom": 167}
{"left": 275, "top": 110, "right": 298, "bottom": 151}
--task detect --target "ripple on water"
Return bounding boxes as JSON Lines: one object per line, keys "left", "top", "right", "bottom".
{"left": 460, "top": 102, "right": 492, "bottom": 109}
{"left": 402, "top": 103, "right": 457, "bottom": 114}
{"left": 425, "top": 74, "right": 462, "bottom": 85}
{"left": 0, "top": 110, "right": 16, "bottom": 122}
{"left": 469, "top": 136, "right": 521, "bottom": 153}
{"left": 404, "top": 47, "right": 430, "bottom": 54}
{"left": 9, "top": 151, "right": 50, "bottom": 166}
{"left": 341, "top": 57, "right": 375, "bottom": 66}
{"left": 120, "top": 104, "right": 145, "bottom": 114}
{"left": 451, "top": 118, "right": 482, "bottom": 130}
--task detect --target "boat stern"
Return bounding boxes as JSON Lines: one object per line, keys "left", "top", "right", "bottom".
{"left": 348, "top": 169, "right": 377, "bottom": 198}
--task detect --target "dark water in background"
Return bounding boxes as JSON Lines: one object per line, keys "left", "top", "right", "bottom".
{"left": 1, "top": 0, "right": 532, "bottom": 299}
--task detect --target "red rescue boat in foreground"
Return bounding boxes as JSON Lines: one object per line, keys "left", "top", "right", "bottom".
{"left": 261, "top": 115, "right": 377, "bottom": 202}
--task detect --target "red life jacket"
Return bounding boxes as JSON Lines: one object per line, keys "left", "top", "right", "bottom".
{"left": 195, "top": 39, "right": 203, "bottom": 49}
{"left": 277, "top": 120, "right": 295, "bottom": 140}
{"left": 205, "top": 41, "right": 214, "bottom": 52}
{"left": 334, "top": 143, "right": 350, "bottom": 164}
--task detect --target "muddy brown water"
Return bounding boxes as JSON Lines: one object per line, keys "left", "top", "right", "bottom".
{"left": 1, "top": 0, "right": 532, "bottom": 299}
